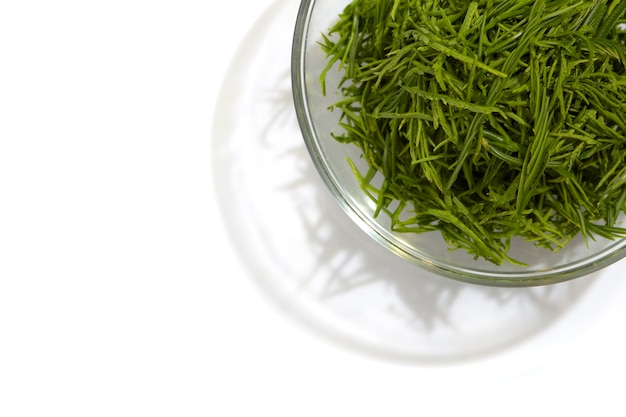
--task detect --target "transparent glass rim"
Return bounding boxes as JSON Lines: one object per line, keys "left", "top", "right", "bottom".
{"left": 290, "top": 0, "right": 626, "bottom": 287}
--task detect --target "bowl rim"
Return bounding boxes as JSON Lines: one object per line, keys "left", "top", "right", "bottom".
{"left": 290, "top": 0, "right": 626, "bottom": 286}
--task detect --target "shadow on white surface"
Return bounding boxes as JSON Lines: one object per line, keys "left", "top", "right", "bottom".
{"left": 211, "top": 0, "right": 600, "bottom": 363}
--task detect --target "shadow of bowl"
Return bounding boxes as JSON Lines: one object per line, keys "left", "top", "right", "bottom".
{"left": 211, "top": 0, "right": 601, "bottom": 364}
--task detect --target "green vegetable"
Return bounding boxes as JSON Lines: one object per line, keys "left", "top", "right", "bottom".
{"left": 319, "top": 0, "right": 626, "bottom": 265}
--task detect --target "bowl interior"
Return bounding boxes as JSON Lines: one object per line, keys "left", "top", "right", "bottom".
{"left": 292, "top": 0, "right": 626, "bottom": 286}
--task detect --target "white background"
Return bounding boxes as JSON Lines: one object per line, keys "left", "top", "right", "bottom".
{"left": 1, "top": 0, "right": 626, "bottom": 416}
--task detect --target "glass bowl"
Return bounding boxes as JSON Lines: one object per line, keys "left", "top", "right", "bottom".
{"left": 291, "top": 0, "right": 626, "bottom": 286}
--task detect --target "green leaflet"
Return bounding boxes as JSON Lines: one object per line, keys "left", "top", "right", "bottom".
{"left": 320, "top": 0, "right": 626, "bottom": 265}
